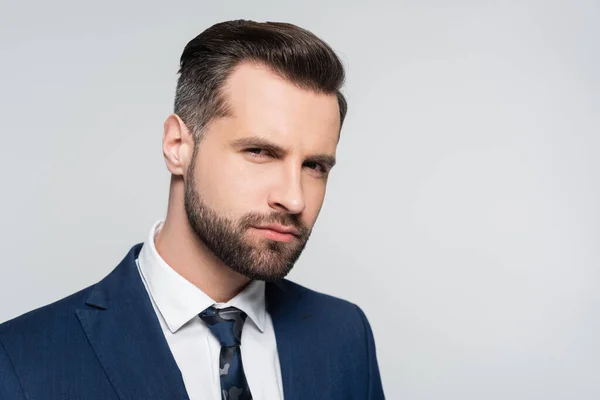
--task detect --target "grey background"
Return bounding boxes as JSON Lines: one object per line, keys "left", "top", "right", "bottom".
{"left": 1, "top": 0, "right": 599, "bottom": 399}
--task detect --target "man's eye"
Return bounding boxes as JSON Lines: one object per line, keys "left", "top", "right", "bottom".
{"left": 305, "top": 161, "right": 327, "bottom": 174}
{"left": 246, "top": 148, "right": 269, "bottom": 157}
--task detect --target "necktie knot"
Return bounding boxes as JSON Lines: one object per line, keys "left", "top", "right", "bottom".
{"left": 199, "top": 306, "right": 253, "bottom": 399}
{"left": 199, "top": 306, "right": 248, "bottom": 347}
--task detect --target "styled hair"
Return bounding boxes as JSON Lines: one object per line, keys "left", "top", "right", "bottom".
{"left": 174, "top": 20, "right": 347, "bottom": 142}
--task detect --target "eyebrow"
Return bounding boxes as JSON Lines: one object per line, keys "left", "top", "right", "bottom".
{"left": 231, "top": 136, "right": 337, "bottom": 169}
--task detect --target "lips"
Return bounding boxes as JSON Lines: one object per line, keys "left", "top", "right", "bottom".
{"left": 254, "top": 224, "right": 301, "bottom": 237}
{"left": 251, "top": 224, "right": 301, "bottom": 243}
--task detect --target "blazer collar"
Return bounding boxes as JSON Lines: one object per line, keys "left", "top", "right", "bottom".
{"left": 78, "top": 243, "right": 306, "bottom": 400}
{"left": 76, "top": 243, "right": 190, "bottom": 400}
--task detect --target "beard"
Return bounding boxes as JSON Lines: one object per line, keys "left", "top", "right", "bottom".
{"left": 183, "top": 164, "right": 312, "bottom": 282}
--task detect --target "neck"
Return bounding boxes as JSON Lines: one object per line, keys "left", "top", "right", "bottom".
{"left": 154, "top": 181, "right": 251, "bottom": 303}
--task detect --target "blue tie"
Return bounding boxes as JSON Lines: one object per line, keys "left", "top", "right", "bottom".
{"left": 199, "top": 306, "right": 253, "bottom": 400}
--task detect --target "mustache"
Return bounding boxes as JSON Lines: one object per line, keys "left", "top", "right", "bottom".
{"left": 239, "top": 212, "right": 309, "bottom": 238}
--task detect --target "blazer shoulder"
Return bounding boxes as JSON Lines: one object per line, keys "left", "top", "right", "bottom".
{"left": 279, "top": 278, "right": 353, "bottom": 303}
{"left": 281, "top": 279, "right": 385, "bottom": 398}
{"left": 0, "top": 285, "right": 94, "bottom": 337}
{"left": 278, "top": 279, "right": 367, "bottom": 322}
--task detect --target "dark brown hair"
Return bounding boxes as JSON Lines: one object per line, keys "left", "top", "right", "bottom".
{"left": 174, "top": 20, "right": 347, "bottom": 141}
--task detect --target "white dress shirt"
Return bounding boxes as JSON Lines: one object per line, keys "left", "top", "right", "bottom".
{"left": 135, "top": 220, "right": 284, "bottom": 399}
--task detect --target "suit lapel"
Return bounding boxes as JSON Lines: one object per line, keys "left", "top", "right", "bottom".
{"left": 267, "top": 281, "right": 304, "bottom": 400}
{"left": 75, "top": 243, "right": 312, "bottom": 400}
{"left": 75, "top": 244, "right": 189, "bottom": 400}
{"left": 268, "top": 281, "right": 335, "bottom": 400}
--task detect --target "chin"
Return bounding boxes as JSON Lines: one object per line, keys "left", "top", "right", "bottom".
{"left": 234, "top": 263, "right": 294, "bottom": 282}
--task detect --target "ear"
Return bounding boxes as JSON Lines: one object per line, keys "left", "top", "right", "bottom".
{"left": 162, "top": 114, "right": 194, "bottom": 176}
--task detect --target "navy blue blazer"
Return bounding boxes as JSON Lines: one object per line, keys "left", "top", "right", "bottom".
{"left": 0, "top": 243, "right": 384, "bottom": 399}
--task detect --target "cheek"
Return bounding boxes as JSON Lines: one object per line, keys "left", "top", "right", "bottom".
{"left": 195, "top": 153, "right": 270, "bottom": 213}
{"left": 303, "top": 182, "right": 327, "bottom": 226}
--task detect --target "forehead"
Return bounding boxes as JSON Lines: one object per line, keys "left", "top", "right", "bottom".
{"left": 218, "top": 62, "right": 341, "bottom": 153}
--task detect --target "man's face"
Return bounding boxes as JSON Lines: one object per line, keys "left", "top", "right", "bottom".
{"left": 184, "top": 63, "right": 341, "bottom": 281}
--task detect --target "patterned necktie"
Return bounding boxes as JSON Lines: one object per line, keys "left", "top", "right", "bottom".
{"left": 199, "top": 306, "right": 253, "bottom": 400}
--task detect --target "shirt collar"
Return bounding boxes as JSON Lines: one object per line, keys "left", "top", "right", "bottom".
{"left": 137, "top": 220, "right": 267, "bottom": 334}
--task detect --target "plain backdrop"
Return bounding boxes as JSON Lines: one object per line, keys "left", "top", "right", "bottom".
{"left": 1, "top": 1, "right": 599, "bottom": 399}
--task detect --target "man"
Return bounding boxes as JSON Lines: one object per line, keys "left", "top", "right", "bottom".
{"left": 0, "top": 20, "right": 384, "bottom": 400}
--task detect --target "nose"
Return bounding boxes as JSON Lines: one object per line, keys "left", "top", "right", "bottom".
{"left": 267, "top": 165, "right": 306, "bottom": 215}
